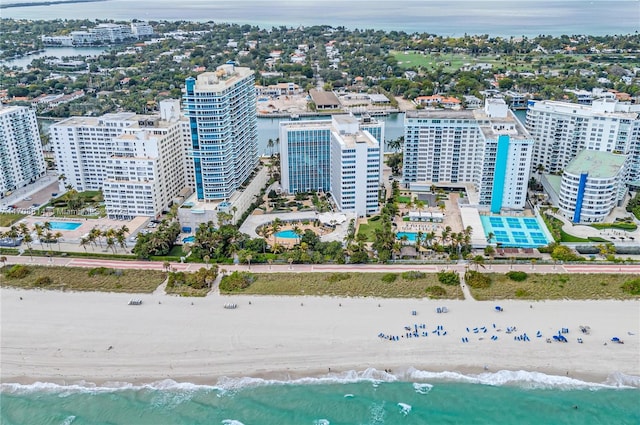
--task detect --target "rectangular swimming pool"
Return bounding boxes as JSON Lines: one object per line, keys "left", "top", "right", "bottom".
{"left": 38, "top": 221, "right": 83, "bottom": 231}
{"left": 480, "top": 215, "right": 552, "bottom": 248}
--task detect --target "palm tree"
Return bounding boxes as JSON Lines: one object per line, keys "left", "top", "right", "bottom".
{"left": 438, "top": 203, "right": 446, "bottom": 215}
{"left": 271, "top": 218, "right": 282, "bottom": 235}
{"left": 106, "top": 236, "right": 116, "bottom": 253}
{"left": 22, "top": 233, "right": 34, "bottom": 260}
{"left": 293, "top": 225, "right": 302, "bottom": 244}
{"left": 203, "top": 255, "right": 210, "bottom": 270}
{"left": 245, "top": 253, "right": 252, "bottom": 269}
{"left": 115, "top": 232, "right": 127, "bottom": 252}
{"left": 6, "top": 226, "right": 20, "bottom": 246}
{"left": 162, "top": 261, "right": 171, "bottom": 272}
{"left": 267, "top": 138, "right": 275, "bottom": 156}
{"left": 33, "top": 223, "right": 44, "bottom": 249}
{"left": 468, "top": 254, "right": 485, "bottom": 271}
{"left": 54, "top": 231, "right": 63, "bottom": 251}
{"left": 90, "top": 227, "right": 103, "bottom": 248}
{"left": 80, "top": 237, "right": 90, "bottom": 253}
{"left": 486, "top": 232, "right": 495, "bottom": 244}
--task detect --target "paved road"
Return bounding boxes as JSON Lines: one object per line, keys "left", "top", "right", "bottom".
{"left": 2, "top": 255, "right": 640, "bottom": 275}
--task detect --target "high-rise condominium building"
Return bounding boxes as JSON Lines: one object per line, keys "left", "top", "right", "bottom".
{"left": 184, "top": 64, "right": 258, "bottom": 201}
{"left": 525, "top": 99, "right": 640, "bottom": 185}
{"left": 0, "top": 105, "right": 46, "bottom": 198}
{"left": 404, "top": 99, "right": 534, "bottom": 213}
{"left": 279, "top": 115, "right": 384, "bottom": 216}
{"left": 51, "top": 100, "right": 189, "bottom": 218}
{"left": 558, "top": 151, "right": 627, "bottom": 223}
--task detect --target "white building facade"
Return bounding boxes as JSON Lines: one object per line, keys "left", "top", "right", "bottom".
{"left": 329, "top": 120, "right": 381, "bottom": 216}
{"left": 51, "top": 100, "right": 189, "bottom": 217}
{"left": 279, "top": 115, "right": 384, "bottom": 196}
{"left": 0, "top": 105, "right": 46, "bottom": 198}
{"left": 404, "top": 99, "right": 534, "bottom": 212}
{"left": 525, "top": 99, "right": 640, "bottom": 185}
{"left": 184, "top": 65, "right": 258, "bottom": 201}
{"left": 557, "top": 150, "right": 627, "bottom": 223}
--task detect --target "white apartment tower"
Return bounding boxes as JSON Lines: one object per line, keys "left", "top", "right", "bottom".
{"left": 184, "top": 64, "right": 258, "bottom": 201}
{"left": 329, "top": 116, "right": 382, "bottom": 216}
{"left": 0, "top": 105, "right": 46, "bottom": 198}
{"left": 404, "top": 99, "right": 534, "bottom": 212}
{"left": 525, "top": 99, "right": 640, "bottom": 185}
{"left": 51, "top": 100, "right": 189, "bottom": 218}
{"left": 279, "top": 115, "right": 384, "bottom": 197}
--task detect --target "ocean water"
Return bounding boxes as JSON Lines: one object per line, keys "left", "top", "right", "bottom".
{"left": 2, "top": 369, "right": 639, "bottom": 425}
{"left": 3, "top": 0, "right": 639, "bottom": 37}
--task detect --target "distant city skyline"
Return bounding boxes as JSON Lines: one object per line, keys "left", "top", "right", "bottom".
{"left": 3, "top": 0, "right": 638, "bottom": 37}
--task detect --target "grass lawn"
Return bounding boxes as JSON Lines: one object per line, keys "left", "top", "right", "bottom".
{"left": 469, "top": 273, "right": 639, "bottom": 300}
{"left": 590, "top": 222, "right": 637, "bottom": 231}
{"left": 0, "top": 265, "right": 166, "bottom": 293}
{"left": 396, "top": 196, "right": 411, "bottom": 204}
{"left": 219, "top": 272, "right": 463, "bottom": 299}
{"left": 358, "top": 218, "right": 384, "bottom": 242}
{"left": 0, "top": 213, "right": 25, "bottom": 227}
{"left": 165, "top": 285, "right": 209, "bottom": 297}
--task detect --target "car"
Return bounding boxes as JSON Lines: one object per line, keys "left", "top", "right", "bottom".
{"left": 51, "top": 193, "right": 58, "bottom": 197}
{"left": 32, "top": 203, "right": 40, "bottom": 207}
{"left": 24, "top": 197, "right": 32, "bottom": 201}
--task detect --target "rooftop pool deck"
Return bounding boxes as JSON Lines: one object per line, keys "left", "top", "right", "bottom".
{"left": 480, "top": 215, "right": 553, "bottom": 248}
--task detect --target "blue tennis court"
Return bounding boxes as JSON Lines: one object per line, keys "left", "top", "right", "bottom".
{"left": 480, "top": 215, "right": 553, "bottom": 248}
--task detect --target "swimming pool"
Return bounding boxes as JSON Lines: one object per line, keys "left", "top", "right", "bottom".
{"left": 275, "top": 230, "right": 300, "bottom": 239}
{"left": 396, "top": 232, "right": 423, "bottom": 243}
{"left": 182, "top": 236, "right": 195, "bottom": 243}
{"left": 480, "top": 216, "right": 552, "bottom": 248}
{"left": 39, "top": 221, "right": 82, "bottom": 231}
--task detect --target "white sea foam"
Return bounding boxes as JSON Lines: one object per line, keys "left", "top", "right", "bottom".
{"left": 313, "top": 420, "right": 330, "bottom": 425}
{"left": 214, "top": 367, "right": 397, "bottom": 394}
{"left": 413, "top": 382, "right": 433, "bottom": 394}
{"left": 60, "top": 416, "right": 76, "bottom": 425}
{"left": 221, "top": 420, "right": 245, "bottom": 425}
{"left": 0, "top": 379, "right": 216, "bottom": 395}
{"left": 2, "top": 368, "right": 637, "bottom": 395}
{"left": 344, "top": 393, "right": 354, "bottom": 398}
{"left": 405, "top": 368, "right": 640, "bottom": 390}
{"left": 398, "top": 402, "right": 412, "bottom": 416}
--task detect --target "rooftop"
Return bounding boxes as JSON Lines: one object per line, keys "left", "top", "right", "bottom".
{"left": 565, "top": 150, "right": 627, "bottom": 179}
{"left": 406, "top": 107, "right": 532, "bottom": 140}
{"left": 332, "top": 130, "right": 378, "bottom": 149}
{"left": 191, "top": 65, "right": 253, "bottom": 92}
{"left": 309, "top": 89, "right": 340, "bottom": 107}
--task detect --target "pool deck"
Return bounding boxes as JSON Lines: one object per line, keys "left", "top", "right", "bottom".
{"left": 13, "top": 215, "right": 148, "bottom": 245}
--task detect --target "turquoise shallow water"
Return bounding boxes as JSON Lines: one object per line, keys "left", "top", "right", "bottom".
{"left": 2, "top": 370, "right": 639, "bottom": 425}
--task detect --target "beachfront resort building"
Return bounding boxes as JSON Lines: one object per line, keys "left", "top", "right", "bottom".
{"left": 279, "top": 115, "right": 383, "bottom": 216}
{"left": 403, "top": 99, "right": 534, "bottom": 212}
{"left": 542, "top": 150, "right": 627, "bottom": 223}
{"left": 0, "top": 105, "right": 46, "bottom": 199}
{"left": 525, "top": 99, "right": 640, "bottom": 186}
{"left": 184, "top": 64, "right": 258, "bottom": 201}
{"left": 50, "top": 100, "right": 190, "bottom": 218}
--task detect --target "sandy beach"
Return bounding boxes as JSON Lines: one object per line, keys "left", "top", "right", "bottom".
{"left": 1, "top": 287, "right": 638, "bottom": 385}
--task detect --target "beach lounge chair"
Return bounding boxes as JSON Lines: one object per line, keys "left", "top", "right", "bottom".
{"left": 495, "top": 306, "right": 503, "bottom": 312}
